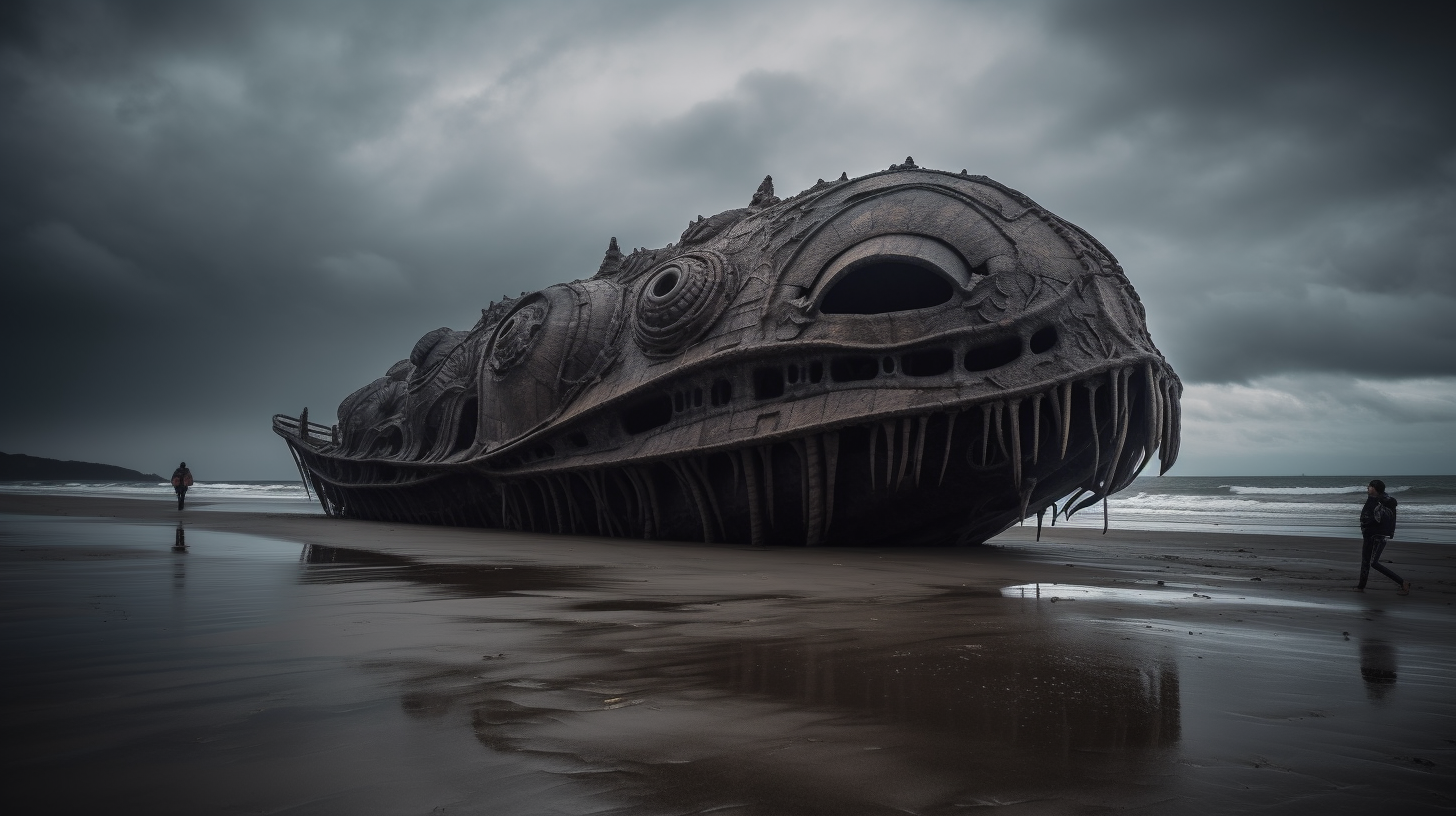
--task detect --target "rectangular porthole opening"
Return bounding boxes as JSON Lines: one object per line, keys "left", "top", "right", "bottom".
{"left": 711, "top": 379, "right": 733, "bottom": 406}
{"left": 809, "top": 361, "right": 823, "bottom": 383}
{"left": 830, "top": 356, "right": 878, "bottom": 382}
{"left": 964, "top": 337, "right": 1023, "bottom": 372}
{"left": 621, "top": 394, "right": 673, "bottom": 434}
{"left": 753, "top": 367, "right": 785, "bottom": 400}
{"left": 901, "top": 348, "right": 954, "bottom": 377}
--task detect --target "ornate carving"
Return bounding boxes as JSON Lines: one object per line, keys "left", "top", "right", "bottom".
{"left": 749, "top": 174, "right": 779, "bottom": 208}
{"left": 487, "top": 300, "right": 548, "bottom": 374}
{"left": 633, "top": 252, "right": 731, "bottom": 356}
{"left": 595, "top": 237, "right": 624, "bottom": 277}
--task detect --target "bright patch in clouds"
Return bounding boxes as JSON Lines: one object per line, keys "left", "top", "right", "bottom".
{"left": 318, "top": 251, "right": 409, "bottom": 291}
{"left": 1180, "top": 376, "right": 1456, "bottom": 475}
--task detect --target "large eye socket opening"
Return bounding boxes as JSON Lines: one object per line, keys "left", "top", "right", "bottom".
{"left": 820, "top": 259, "right": 955, "bottom": 315}
{"left": 813, "top": 235, "right": 969, "bottom": 317}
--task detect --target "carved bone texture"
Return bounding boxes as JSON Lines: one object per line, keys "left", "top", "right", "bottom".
{"left": 275, "top": 165, "right": 1180, "bottom": 546}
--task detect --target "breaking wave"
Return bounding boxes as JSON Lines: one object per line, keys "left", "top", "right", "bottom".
{"left": 1222, "top": 485, "right": 1409, "bottom": 495}
{"left": 1107, "top": 492, "right": 1452, "bottom": 516}
{"left": 1050, "top": 475, "right": 1456, "bottom": 542}
{"left": 0, "top": 480, "right": 315, "bottom": 512}
{"left": 0, "top": 480, "right": 307, "bottom": 496}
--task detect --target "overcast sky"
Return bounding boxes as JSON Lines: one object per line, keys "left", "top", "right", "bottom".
{"left": 2, "top": 0, "right": 1452, "bottom": 479}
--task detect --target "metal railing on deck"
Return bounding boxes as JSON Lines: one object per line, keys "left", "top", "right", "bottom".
{"left": 272, "top": 413, "right": 338, "bottom": 447}
{"left": 272, "top": 411, "right": 338, "bottom": 513}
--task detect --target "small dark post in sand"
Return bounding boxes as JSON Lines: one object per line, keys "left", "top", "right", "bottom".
{"left": 275, "top": 163, "right": 1182, "bottom": 546}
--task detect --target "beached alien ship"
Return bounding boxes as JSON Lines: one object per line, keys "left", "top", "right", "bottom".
{"left": 275, "top": 159, "right": 1181, "bottom": 546}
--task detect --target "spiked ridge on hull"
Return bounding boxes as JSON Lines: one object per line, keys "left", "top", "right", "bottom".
{"left": 275, "top": 164, "right": 1181, "bottom": 546}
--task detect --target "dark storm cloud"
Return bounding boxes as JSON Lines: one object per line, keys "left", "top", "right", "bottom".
{"left": 628, "top": 72, "right": 828, "bottom": 182}
{"left": 0, "top": 0, "right": 1451, "bottom": 476}
{"left": 1040, "top": 0, "right": 1456, "bottom": 378}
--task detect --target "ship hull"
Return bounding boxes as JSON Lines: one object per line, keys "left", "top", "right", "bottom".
{"left": 280, "top": 367, "right": 1163, "bottom": 546}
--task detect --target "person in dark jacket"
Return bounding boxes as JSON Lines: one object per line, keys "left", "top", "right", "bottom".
{"left": 1357, "top": 479, "right": 1409, "bottom": 595}
{"left": 170, "top": 462, "right": 194, "bottom": 510}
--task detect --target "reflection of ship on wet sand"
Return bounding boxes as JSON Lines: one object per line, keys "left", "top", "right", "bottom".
{"left": 298, "top": 542, "right": 593, "bottom": 596}
{"left": 296, "top": 543, "right": 1183, "bottom": 811}
{"left": 5, "top": 498, "right": 1454, "bottom": 814}
{"left": 471, "top": 628, "right": 1179, "bottom": 810}
{"left": 708, "top": 636, "right": 1179, "bottom": 752}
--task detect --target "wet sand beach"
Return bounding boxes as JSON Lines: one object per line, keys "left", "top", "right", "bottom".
{"left": 2, "top": 494, "right": 1453, "bottom": 814}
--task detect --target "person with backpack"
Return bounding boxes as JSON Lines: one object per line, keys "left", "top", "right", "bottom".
{"left": 1357, "top": 479, "right": 1410, "bottom": 595}
{"left": 171, "top": 462, "right": 194, "bottom": 510}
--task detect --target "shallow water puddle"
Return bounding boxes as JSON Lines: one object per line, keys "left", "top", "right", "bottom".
{"left": 1000, "top": 581, "right": 1349, "bottom": 609}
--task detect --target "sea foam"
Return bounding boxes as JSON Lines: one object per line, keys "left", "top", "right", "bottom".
{"left": 1222, "top": 485, "right": 1409, "bottom": 495}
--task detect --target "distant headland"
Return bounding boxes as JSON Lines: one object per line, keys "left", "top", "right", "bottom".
{"left": 0, "top": 452, "right": 164, "bottom": 482}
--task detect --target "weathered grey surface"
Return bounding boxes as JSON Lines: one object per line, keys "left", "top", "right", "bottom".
{"left": 275, "top": 160, "right": 1181, "bottom": 546}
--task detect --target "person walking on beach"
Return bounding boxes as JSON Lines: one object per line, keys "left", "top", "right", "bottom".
{"left": 171, "top": 462, "right": 194, "bottom": 510}
{"left": 1357, "top": 479, "right": 1410, "bottom": 595}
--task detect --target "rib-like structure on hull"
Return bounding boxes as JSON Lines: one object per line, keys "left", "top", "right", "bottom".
{"left": 275, "top": 160, "right": 1181, "bottom": 546}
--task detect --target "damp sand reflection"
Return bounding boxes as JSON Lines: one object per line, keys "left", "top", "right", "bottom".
{"left": 0, "top": 520, "right": 604, "bottom": 815}
{"left": 3, "top": 510, "right": 1454, "bottom": 814}
{"left": 346, "top": 560, "right": 1186, "bottom": 813}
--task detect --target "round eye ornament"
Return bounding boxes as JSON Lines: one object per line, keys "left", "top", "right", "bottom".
{"left": 487, "top": 299, "right": 549, "bottom": 374}
{"left": 633, "top": 252, "right": 731, "bottom": 356}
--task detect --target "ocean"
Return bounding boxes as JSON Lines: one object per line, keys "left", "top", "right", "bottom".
{"left": 2, "top": 475, "right": 1452, "bottom": 543}
{"left": 1053, "top": 475, "right": 1456, "bottom": 543}
{"left": 0, "top": 479, "right": 318, "bottom": 515}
